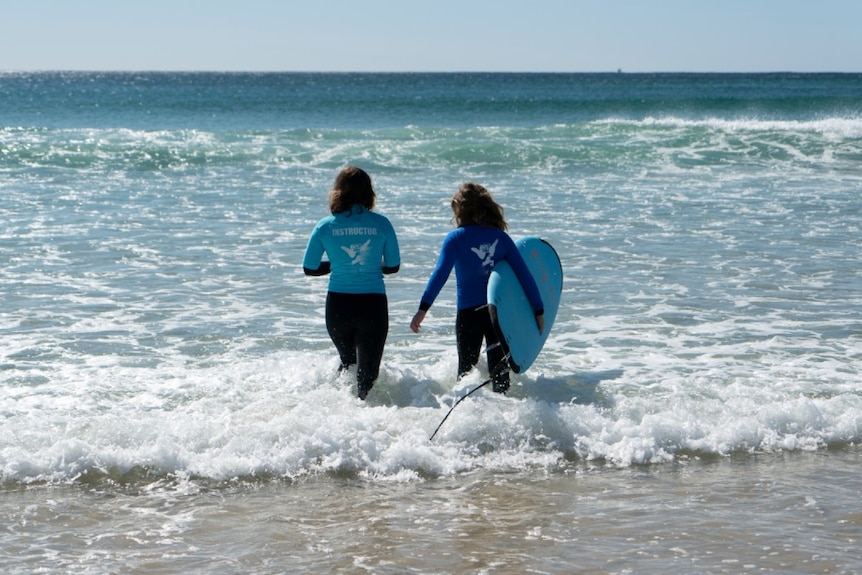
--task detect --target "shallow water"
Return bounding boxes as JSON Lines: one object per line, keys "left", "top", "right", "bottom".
{"left": 3, "top": 449, "right": 861, "bottom": 574}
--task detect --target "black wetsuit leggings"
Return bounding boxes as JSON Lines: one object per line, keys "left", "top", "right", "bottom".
{"left": 456, "top": 305, "right": 510, "bottom": 392}
{"left": 326, "top": 291, "right": 389, "bottom": 396}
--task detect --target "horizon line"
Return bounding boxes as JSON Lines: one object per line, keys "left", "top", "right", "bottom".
{"left": 3, "top": 69, "right": 861, "bottom": 75}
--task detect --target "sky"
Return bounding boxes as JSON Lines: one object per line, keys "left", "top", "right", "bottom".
{"left": 1, "top": 0, "right": 859, "bottom": 73}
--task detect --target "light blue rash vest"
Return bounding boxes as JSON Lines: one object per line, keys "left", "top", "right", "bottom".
{"left": 419, "top": 224, "right": 544, "bottom": 313}
{"left": 302, "top": 204, "right": 400, "bottom": 294}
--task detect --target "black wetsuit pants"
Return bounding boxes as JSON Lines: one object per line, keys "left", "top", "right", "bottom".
{"left": 456, "top": 305, "right": 510, "bottom": 393}
{"left": 325, "top": 291, "right": 388, "bottom": 399}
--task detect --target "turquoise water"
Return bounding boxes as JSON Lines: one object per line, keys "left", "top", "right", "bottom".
{"left": 1, "top": 72, "right": 861, "bottom": 573}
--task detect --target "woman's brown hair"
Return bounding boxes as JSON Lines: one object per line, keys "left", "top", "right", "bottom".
{"left": 450, "top": 182, "right": 508, "bottom": 231}
{"left": 328, "top": 166, "right": 376, "bottom": 214}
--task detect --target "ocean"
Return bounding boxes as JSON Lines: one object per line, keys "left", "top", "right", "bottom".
{"left": 1, "top": 72, "right": 861, "bottom": 574}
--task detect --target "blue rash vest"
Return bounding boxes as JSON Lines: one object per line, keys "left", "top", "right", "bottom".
{"left": 302, "top": 204, "right": 400, "bottom": 294}
{"left": 419, "top": 224, "right": 544, "bottom": 314}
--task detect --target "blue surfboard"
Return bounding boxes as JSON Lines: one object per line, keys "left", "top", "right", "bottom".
{"left": 487, "top": 237, "right": 563, "bottom": 374}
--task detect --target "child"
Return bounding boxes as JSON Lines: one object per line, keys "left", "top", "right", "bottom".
{"left": 410, "top": 183, "right": 543, "bottom": 393}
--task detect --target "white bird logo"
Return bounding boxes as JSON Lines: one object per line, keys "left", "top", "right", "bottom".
{"left": 341, "top": 239, "right": 372, "bottom": 265}
{"left": 470, "top": 239, "right": 499, "bottom": 268}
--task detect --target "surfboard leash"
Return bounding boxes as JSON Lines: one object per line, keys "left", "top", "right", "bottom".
{"left": 428, "top": 356, "right": 511, "bottom": 442}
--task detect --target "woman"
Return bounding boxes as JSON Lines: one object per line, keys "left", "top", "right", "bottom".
{"left": 410, "top": 183, "right": 543, "bottom": 393}
{"left": 303, "top": 167, "right": 401, "bottom": 400}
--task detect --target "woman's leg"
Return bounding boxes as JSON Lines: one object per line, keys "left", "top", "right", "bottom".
{"left": 455, "top": 306, "right": 486, "bottom": 380}
{"left": 354, "top": 294, "right": 389, "bottom": 400}
{"left": 325, "top": 292, "right": 357, "bottom": 369}
{"left": 484, "top": 323, "right": 510, "bottom": 393}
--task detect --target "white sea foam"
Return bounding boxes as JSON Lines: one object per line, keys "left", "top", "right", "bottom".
{"left": 601, "top": 115, "right": 862, "bottom": 137}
